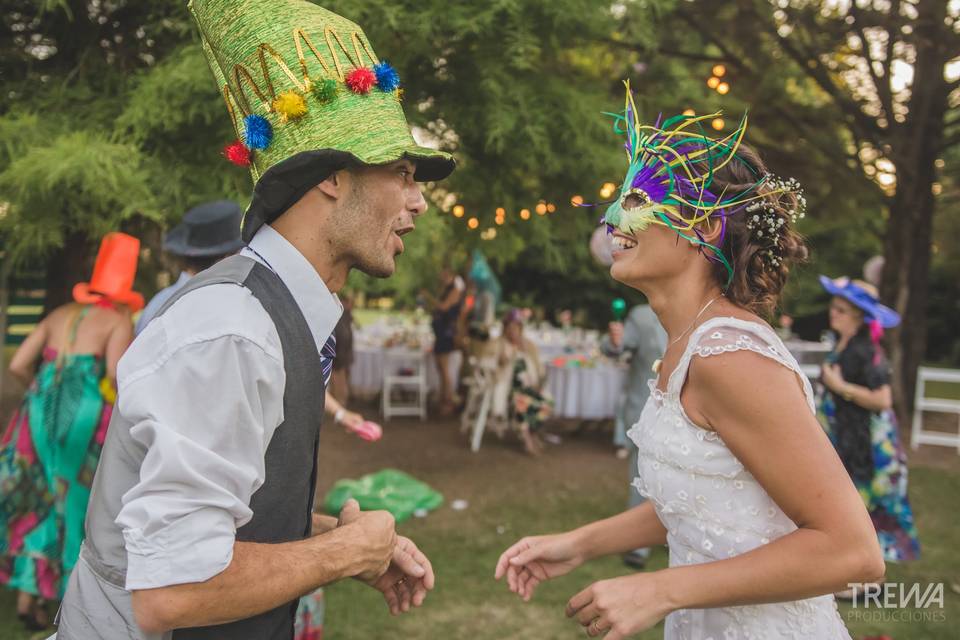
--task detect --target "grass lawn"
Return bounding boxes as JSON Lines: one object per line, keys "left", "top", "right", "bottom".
{"left": 1, "top": 411, "right": 957, "bottom": 639}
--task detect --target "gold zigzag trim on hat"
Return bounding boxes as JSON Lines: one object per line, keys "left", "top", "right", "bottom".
{"left": 222, "top": 26, "right": 382, "bottom": 120}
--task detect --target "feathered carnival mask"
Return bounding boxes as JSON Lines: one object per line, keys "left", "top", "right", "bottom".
{"left": 599, "top": 81, "right": 806, "bottom": 285}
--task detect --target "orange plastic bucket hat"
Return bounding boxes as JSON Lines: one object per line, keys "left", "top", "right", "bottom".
{"left": 72, "top": 232, "right": 145, "bottom": 312}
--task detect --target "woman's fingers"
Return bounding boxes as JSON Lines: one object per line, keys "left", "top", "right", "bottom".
{"left": 495, "top": 538, "right": 531, "bottom": 579}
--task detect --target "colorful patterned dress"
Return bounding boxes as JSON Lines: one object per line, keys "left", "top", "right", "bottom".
{"left": 295, "top": 588, "right": 325, "bottom": 639}
{"left": 817, "top": 333, "right": 921, "bottom": 562}
{"left": 511, "top": 356, "right": 553, "bottom": 433}
{"left": 0, "top": 341, "right": 113, "bottom": 599}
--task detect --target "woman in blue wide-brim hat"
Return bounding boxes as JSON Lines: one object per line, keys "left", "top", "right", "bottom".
{"left": 817, "top": 275, "right": 920, "bottom": 566}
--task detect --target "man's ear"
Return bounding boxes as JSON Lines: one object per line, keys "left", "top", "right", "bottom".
{"left": 314, "top": 169, "right": 347, "bottom": 200}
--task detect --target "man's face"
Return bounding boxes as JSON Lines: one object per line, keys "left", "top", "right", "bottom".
{"left": 333, "top": 159, "right": 427, "bottom": 278}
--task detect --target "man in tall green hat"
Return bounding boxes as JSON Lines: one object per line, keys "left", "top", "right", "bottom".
{"left": 56, "top": 1, "right": 454, "bottom": 638}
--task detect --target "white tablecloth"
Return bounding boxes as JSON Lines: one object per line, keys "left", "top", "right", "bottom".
{"left": 546, "top": 363, "right": 626, "bottom": 420}
{"left": 349, "top": 347, "right": 462, "bottom": 397}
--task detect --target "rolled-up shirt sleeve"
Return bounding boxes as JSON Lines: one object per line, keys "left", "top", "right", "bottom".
{"left": 115, "top": 331, "right": 285, "bottom": 590}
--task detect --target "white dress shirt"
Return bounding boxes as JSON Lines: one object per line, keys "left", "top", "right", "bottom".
{"left": 133, "top": 271, "right": 192, "bottom": 336}
{"left": 113, "top": 225, "right": 341, "bottom": 590}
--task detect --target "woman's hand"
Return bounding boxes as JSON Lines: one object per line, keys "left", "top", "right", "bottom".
{"left": 820, "top": 363, "right": 846, "bottom": 394}
{"left": 566, "top": 572, "right": 673, "bottom": 639}
{"left": 337, "top": 409, "right": 365, "bottom": 434}
{"left": 495, "top": 533, "right": 586, "bottom": 601}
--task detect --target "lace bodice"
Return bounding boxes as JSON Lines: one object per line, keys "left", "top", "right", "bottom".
{"left": 629, "top": 317, "right": 851, "bottom": 640}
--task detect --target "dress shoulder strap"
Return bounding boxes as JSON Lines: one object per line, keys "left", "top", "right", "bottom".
{"left": 666, "top": 316, "right": 816, "bottom": 413}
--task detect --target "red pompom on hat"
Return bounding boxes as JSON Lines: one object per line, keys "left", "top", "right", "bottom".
{"left": 223, "top": 140, "right": 252, "bottom": 166}
{"left": 345, "top": 67, "right": 376, "bottom": 94}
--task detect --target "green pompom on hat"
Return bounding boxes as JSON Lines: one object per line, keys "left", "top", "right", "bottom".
{"left": 189, "top": 0, "right": 455, "bottom": 240}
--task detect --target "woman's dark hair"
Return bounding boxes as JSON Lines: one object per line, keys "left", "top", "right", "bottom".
{"left": 703, "top": 144, "right": 808, "bottom": 317}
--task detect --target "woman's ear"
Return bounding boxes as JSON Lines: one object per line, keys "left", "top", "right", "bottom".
{"left": 697, "top": 216, "right": 724, "bottom": 246}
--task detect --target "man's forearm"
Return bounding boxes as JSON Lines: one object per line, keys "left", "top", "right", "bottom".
{"left": 133, "top": 526, "right": 364, "bottom": 633}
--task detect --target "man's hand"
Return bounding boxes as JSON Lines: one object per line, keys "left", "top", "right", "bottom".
{"left": 336, "top": 499, "right": 396, "bottom": 582}
{"left": 339, "top": 499, "right": 435, "bottom": 614}
{"left": 369, "top": 536, "right": 435, "bottom": 615}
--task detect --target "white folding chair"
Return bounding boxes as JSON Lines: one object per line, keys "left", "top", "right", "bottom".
{"left": 911, "top": 366, "right": 960, "bottom": 453}
{"left": 459, "top": 356, "right": 504, "bottom": 452}
{"left": 381, "top": 349, "right": 428, "bottom": 421}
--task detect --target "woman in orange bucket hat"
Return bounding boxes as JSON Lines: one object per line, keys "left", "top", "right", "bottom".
{"left": 72, "top": 232, "right": 145, "bottom": 312}
{"left": 0, "top": 232, "right": 139, "bottom": 630}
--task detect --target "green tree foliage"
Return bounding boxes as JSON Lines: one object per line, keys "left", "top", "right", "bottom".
{"left": 0, "top": 0, "right": 956, "bottom": 380}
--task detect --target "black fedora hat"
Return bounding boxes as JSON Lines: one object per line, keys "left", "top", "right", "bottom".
{"left": 164, "top": 200, "right": 246, "bottom": 257}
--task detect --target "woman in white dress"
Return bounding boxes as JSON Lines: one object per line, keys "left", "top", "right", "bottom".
{"left": 495, "top": 88, "right": 885, "bottom": 639}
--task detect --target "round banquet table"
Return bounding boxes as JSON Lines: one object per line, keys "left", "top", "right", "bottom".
{"left": 545, "top": 362, "right": 627, "bottom": 420}
{"left": 349, "top": 346, "right": 462, "bottom": 398}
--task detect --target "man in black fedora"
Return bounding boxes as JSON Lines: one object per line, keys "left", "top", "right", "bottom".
{"left": 135, "top": 200, "right": 246, "bottom": 334}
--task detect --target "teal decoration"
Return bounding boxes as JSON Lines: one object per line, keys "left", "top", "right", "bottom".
{"left": 612, "top": 298, "right": 628, "bottom": 321}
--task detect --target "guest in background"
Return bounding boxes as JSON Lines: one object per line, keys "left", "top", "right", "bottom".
{"left": 777, "top": 313, "right": 796, "bottom": 341}
{"left": 0, "top": 233, "right": 141, "bottom": 630}
{"left": 601, "top": 303, "right": 666, "bottom": 568}
{"left": 424, "top": 267, "right": 464, "bottom": 416}
{"left": 330, "top": 293, "right": 355, "bottom": 405}
{"left": 134, "top": 200, "right": 245, "bottom": 335}
{"left": 818, "top": 276, "right": 920, "bottom": 572}
{"left": 490, "top": 309, "right": 553, "bottom": 456}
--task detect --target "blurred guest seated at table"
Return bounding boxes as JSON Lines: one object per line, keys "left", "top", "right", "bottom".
{"left": 489, "top": 309, "right": 553, "bottom": 456}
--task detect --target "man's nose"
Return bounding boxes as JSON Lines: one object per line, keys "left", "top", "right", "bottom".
{"left": 408, "top": 184, "right": 428, "bottom": 217}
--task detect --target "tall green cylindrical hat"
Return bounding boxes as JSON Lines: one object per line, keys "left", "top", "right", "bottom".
{"left": 189, "top": 0, "right": 455, "bottom": 240}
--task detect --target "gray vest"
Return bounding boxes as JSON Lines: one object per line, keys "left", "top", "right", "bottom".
{"left": 77, "top": 255, "right": 324, "bottom": 640}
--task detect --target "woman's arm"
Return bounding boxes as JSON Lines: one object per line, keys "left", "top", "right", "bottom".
{"left": 433, "top": 286, "right": 461, "bottom": 312}
{"left": 821, "top": 363, "right": 892, "bottom": 412}
{"left": 843, "top": 382, "right": 892, "bottom": 412}
{"left": 569, "top": 501, "right": 667, "bottom": 561}
{"left": 323, "top": 390, "right": 364, "bottom": 433}
{"left": 8, "top": 318, "right": 49, "bottom": 386}
{"left": 495, "top": 502, "right": 667, "bottom": 601}
{"left": 667, "top": 352, "right": 885, "bottom": 608}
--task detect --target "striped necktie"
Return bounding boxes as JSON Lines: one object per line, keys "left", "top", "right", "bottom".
{"left": 321, "top": 334, "right": 337, "bottom": 388}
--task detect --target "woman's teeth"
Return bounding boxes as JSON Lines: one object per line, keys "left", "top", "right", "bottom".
{"left": 611, "top": 235, "right": 638, "bottom": 251}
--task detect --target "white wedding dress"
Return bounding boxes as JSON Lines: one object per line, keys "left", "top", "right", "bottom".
{"left": 629, "top": 317, "right": 852, "bottom": 639}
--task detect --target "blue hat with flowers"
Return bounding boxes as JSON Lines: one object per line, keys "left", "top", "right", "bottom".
{"left": 819, "top": 275, "right": 900, "bottom": 329}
